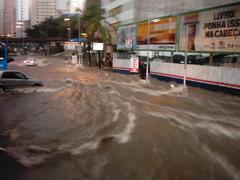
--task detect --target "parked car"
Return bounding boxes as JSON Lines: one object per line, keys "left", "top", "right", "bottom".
{"left": 172, "top": 54, "right": 206, "bottom": 65}
{"left": 24, "top": 58, "right": 36, "bottom": 66}
{"left": 0, "top": 70, "right": 43, "bottom": 92}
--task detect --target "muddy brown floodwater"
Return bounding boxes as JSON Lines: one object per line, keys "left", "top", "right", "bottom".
{"left": 0, "top": 56, "right": 240, "bottom": 180}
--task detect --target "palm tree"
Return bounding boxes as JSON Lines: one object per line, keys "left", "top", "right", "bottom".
{"left": 82, "top": 5, "right": 113, "bottom": 66}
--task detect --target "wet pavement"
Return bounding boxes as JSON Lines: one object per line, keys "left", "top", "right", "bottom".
{"left": 0, "top": 55, "right": 240, "bottom": 180}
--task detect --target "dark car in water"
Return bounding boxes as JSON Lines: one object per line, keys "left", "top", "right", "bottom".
{"left": 0, "top": 70, "right": 43, "bottom": 92}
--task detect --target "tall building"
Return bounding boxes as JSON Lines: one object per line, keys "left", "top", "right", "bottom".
{"left": 0, "top": 0, "right": 5, "bottom": 35}
{"left": 3, "top": 0, "right": 16, "bottom": 36}
{"left": 56, "top": 0, "right": 70, "bottom": 14}
{"left": 86, "top": 0, "right": 100, "bottom": 8}
{"left": 31, "top": 0, "right": 60, "bottom": 26}
{"left": 16, "top": 0, "right": 30, "bottom": 21}
{"left": 16, "top": 0, "right": 31, "bottom": 37}
{"left": 56, "top": 0, "right": 86, "bottom": 14}
{"left": 69, "top": 0, "right": 86, "bottom": 13}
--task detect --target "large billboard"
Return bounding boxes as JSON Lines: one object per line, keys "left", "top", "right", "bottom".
{"left": 136, "top": 16, "right": 177, "bottom": 51}
{"left": 179, "top": 4, "right": 240, "bottom": 52}
{"left": 117, "top": 24, "right": 136, "bottom": 50}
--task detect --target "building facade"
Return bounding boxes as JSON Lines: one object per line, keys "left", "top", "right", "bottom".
{"left": 102, "top": 0, "right": 240, "bottom": 45}
{"left": 86, "top": 0, "right": 100, "bottom": 8}
{"left": 56, "top": 0, "right": 86, "bottom": 14}
{"left": 3, "top": 0, "right": 16, "bottom": 36}
{"left": 16, "top": 0, "right": 31, "bottom": 37}
{"left": 0, "top": 0, "right": 5, "bottom": 35}
{"left": 31, "top": 0, "right": 60, "bottom": 26}
{"left": 101, "top": 0, "right": 135, "bottom": 44}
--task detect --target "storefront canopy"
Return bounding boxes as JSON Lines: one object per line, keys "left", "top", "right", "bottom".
{"left": 70, "top": 38, "right": 87, "bottom": 42}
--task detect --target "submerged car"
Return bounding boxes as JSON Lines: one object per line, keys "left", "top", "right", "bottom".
{"left": 24, "top": 58, "right": 36, "bottom": 66}
{"left": 0, "top": 70, "right": 43, "bottom": 91}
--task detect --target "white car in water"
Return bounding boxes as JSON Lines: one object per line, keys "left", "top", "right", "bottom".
{"left": 24, "top": 58, "right": 36, "bottom": 66}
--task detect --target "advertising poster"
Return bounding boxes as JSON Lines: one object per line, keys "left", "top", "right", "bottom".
{"left": 179, "top": 4, "right": 240, "bottom": 52}
{"left": 136, "top": 16, "right": 176, "bottom": 51}
{"left": 117, "top": 24, "right": 136, "bottom": 49}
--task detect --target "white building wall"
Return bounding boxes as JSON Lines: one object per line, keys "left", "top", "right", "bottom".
{"left": 16, "top": 0, "right": 30, "bottom": 21}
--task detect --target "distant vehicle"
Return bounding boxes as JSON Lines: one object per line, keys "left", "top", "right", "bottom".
{"left": 0, "top": 42, "right": 8, "bottom": 70}
{"left": 0, "top": 70, "right": 43, "bottom": 92}
{"left": 24, "top": 58, "right": 36, "bottom": 66}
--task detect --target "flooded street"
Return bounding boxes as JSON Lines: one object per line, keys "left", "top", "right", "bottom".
{"left": 0, "top": 55, "right": 240, "bottom": 180}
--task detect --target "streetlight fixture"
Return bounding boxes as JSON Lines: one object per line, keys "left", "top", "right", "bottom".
{"left": 146, "top": 19, "right": 159, "bottom": 80}
{"left": 76, "top": 8, "right": 83, "bottom": 66}
{"left": 146, "top": 19, "right": 150, "bottom": 80}
{"left": 64, "top": 18, "right": 71, "bottom": 40}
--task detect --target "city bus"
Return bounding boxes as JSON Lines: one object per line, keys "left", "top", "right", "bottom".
{"left": 0, "top": 42, "right": 8, "bottom": 70}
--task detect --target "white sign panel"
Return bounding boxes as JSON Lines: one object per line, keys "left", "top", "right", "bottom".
{"left": 64, "top": 42, "right": 77, "bottom": 50}
{"left": 129, "top": 55, "right": 139, "bottom": 73}
{"left": 93, "top": 43, "right": 104, "bottom": 51}
{"left": 179, "top": 4, "right": 240, "bottom": 52}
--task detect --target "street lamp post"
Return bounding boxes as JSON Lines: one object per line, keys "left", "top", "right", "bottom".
{"left": 184, "top": 24, "right": 188, "bottom": 88}
{"left": 146, "top": 19, "right": 150, "bottom": 80}
{"left": 64, "top": 18, "right": 71, "bottom": 40}
{"left": 16, "top": 21, "right": 24, "bottom": 55}
{"left": 76, "top": 9, "right": 83, "bottom": 66}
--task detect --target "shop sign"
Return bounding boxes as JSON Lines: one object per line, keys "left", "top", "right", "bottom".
{"left": 129, "top": 54, "right": 139, "bottom": 73}
{"left": 179, "top": 4, "right": 240, "bottom": 52}
{"left": 136, "top": 16, "right": 177, "bottom": 51}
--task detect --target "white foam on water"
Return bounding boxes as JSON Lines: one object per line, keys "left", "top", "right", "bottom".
{"left": 195, "top": 122, "right": 240, "bottom": 139}
{"left": 112, "top": 109, "right": 121, "bottom": 122}
{"left": 131, "top": 85, "right": 184, "bottom": 97}
{"left": 110, "top": 80, "right": 184, "bottom": 96}
{"left": 17, "top": 154, "right": 49, "bottom": 167}
{"left": 113, "top": 103, "right": 136, "bottom": 143}
{"left": 132, "top": 95, "right": 240, "bottom": 130}
{"left": 14, "top": 87, "right": 64, "bottom": 94}
{"left": 113, "top": 112, "right": 136, "bottom": 143}
{"left": 147, "top": 111, "right": 240, "bottom": 139}
{"left": 108, "top": 89, "right": 121, "bottom": 96}
{"left": 202, "top": 145, "right": 240, "bottom": 180}
{"left": 5, "top": 145, "right": 52, "bottom": 167}
{"left": 70, "top": 140, "right": 100, "bottom": 155}
{"left": 36, "top": 59, "right": 48, "bottom": 67}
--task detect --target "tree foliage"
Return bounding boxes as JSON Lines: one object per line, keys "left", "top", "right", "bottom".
{"left": 82, "top": 5, "right": 112, "bottom": 43}
{"left": 25, "top": 5, "right": 113, "bottom": 43}
{"left": 25, "top": 17, "right": 67, "bottom": 38}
